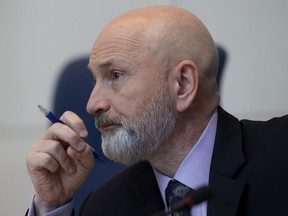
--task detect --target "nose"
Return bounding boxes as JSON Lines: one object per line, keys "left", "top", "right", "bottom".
{"left": 86, "top": 85, "right": 110, "bottom": 115}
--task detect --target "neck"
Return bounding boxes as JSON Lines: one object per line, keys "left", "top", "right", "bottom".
{"left": 148, "top": 110, "right": 214, "bottom": 177}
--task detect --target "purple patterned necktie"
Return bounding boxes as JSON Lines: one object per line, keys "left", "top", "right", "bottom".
{"left": 165, "top": 179, "right": 193, "bottom": 216}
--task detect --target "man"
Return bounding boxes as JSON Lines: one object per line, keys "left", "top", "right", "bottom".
{"left": 26, "top": 5, "right": 288, "bottom": 216}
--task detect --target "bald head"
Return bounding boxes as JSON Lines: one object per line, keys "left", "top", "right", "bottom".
{"left": 93, "top": 5, "right": 218, "bottom": 78}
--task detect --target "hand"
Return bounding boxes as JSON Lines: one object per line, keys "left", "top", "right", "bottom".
{"left": 26, "top": 111, "right": 95, "bottom": 215}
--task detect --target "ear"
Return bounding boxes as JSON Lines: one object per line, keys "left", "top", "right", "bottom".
{"left": 173, "top": 60, "right": 199, "bottom": 112}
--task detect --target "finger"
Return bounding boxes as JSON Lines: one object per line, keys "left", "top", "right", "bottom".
{"left": 40, "top": 123, "right": 86, "bottom": 152}
{"left": 60, "top": 111, "right": 88, "bottom": 138}
{"left": 67, "top": 143, "right": 95, "bottom": 170}
{"left": 33, "top": 140, "right": 77, "bottom": 174}
{"left": 27, "top": 150, "right": 59, "bottom": 174}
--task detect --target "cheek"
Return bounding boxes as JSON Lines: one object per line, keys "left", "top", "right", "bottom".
{"left": 116, "top": 89, "right": 152, "bottom": 117}
{"left": 112, "top": 74, "right": 162, "bottom": 116}
{"left": 110, "top": 89, "right": 144, "bottom": 116}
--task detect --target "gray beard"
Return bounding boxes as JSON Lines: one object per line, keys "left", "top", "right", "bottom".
{"left": 95, "top": 82, "right": 177, "bottom": 165}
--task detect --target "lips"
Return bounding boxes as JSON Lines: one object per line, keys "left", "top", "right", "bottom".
{"left": 95, "top": 114, "right": 122, "bottom": 132}
{"left": 98, "top": 122, "right": 120, "bottom": 132}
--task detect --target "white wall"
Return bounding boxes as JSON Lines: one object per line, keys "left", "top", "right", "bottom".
{"left": 0, "top": 0, "right": 287, "bottom": 215}
{"left": 182, "top": 1, "right": 288, "bottom": 119}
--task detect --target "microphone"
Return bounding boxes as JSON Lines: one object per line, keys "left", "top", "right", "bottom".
{"left": 150, "top": 186, "right": 213, "bottom": 216}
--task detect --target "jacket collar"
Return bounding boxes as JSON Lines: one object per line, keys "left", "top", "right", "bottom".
{"left": 207, "top": 107, "right": 246, "bottom": 216}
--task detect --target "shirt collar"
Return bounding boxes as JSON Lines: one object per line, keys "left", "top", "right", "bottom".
{"left": 153, "top": 110, "right": 218, "bottom": 205}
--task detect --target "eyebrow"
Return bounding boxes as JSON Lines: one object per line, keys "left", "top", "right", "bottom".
{"left": 89, "top": 57, "right": 136, "bottom": 73}
{"left": 87, "top": 59, "right": 116, "bottom": 71}
{"left": 87, "top": 59, "right": 115, "bottom": 80}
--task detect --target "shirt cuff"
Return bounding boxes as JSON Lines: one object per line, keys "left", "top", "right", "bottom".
{"left": 27, "top": 195, "right": 74, "bottom": 216}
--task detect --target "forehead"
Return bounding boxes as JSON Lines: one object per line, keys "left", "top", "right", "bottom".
{"left": 89, "top": 34, "right": 154, "bottom": 73}
{"left": 89, "top": 16, "right": 161, "bottom": 64}
{"left": 91, "top": 36, "right": 144, "bottom": 61}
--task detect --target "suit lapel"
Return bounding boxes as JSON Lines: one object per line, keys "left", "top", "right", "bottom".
{"left": 116, "top": 161, "right": 165, "bottom": 216}
{"left": 207, "top": 107, "right": 246, "bottom": 216}
{"left": 132, "top": 164, "right": 165, "bottom": 215}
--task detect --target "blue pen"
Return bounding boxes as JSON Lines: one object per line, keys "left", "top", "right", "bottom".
{"left": 38, "top": 105, "right": 102, "bottom": 161}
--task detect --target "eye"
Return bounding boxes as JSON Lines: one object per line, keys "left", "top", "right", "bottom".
{"left": 111, "top": 70, "right": 123, "bottom": 80}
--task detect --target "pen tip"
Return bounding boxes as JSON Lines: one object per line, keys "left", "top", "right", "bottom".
{"left": 38, "top": 105, "right": 49, "bottom": 115}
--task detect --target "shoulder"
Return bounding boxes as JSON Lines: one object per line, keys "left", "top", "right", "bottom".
{"left": 240, "top": 114, "right": 288, "bottom": 145}
{"left": 215, "top": 107, "right": 288, "bottom": 167}
{"left": 241, "top": 114, "right": 288, "bottom": 131}
{"left": 239, "top": 114, "right": 288, "bottom": 171}
{"left": 217, "top": 106, "right": 288, "bottom": 144}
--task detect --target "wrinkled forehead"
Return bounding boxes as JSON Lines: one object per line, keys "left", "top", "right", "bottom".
{"left": 89, "top": 17, "right": 162, "bottom": 66}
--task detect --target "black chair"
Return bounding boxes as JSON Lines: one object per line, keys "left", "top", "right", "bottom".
{"left": 52, "top": 45, "right": 227, "bottom": 214}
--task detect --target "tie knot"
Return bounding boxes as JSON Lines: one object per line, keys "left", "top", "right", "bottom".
{"left": 165, "top": 179, "right": 193, "bottom": 215}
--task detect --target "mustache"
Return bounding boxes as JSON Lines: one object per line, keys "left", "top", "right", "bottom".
{"left": 94, "top": 112, "right": 124, "bottom": 129}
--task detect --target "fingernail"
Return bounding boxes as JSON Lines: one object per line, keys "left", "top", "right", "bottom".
{"left": 80, "top": 129, "right": 88, "bottom": 138}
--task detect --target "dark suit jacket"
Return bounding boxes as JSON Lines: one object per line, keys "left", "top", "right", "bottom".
{"left": 79, "top": 107, "right": 288, "bottom": 216}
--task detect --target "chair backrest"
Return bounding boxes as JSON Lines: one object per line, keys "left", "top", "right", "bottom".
{"left": 216, "top": 45, "right": 227, "bottom": 89}
{"left": 52, "top": 45, "right": 227, "bottom": 214}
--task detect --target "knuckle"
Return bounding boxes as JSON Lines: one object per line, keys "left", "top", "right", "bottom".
{"left": 61, "top": 110, "right": 73, "bottom": 119}
{"left": 63, "top": 111, "right": 83, "bottom": 125}
{"left": 42, "top": 153, "right": 53, "bottom": 164}
{"left": 42, "top": 153, "right": 58, "bottom": 172}
{"left": 52, "top": 122, "right": 64, "bottom": 131}
{"left": 63, "top": 110, "right": 73, "bottom": 117}
{"left": 49, "top": 140, "right": 63, "bottom": 152}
